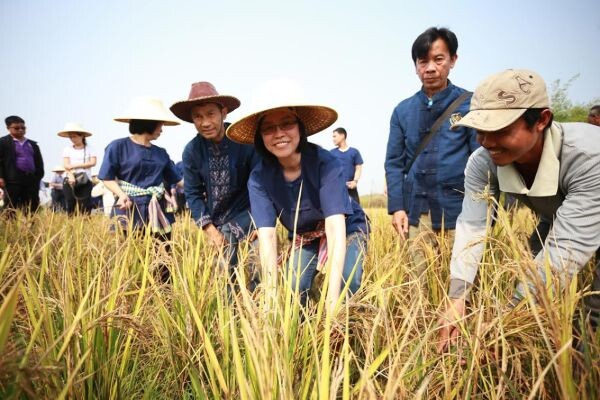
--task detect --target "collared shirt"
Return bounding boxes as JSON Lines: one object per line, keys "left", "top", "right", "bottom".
{"left": 449, "top": 122, "right": 600, "bottom": 298}
{"left": 183, "top": 130, "right": 259, "bottom": 229}
{"left": 249, "top": 145, "right": 368, "bottom": 238}
{"left": 51, "top": 173, "right": 64, "bottom": 190}
{"left": 13, "top": 138, "right": 36, "bottom": 173}
{"left": 385, "top": 82, "right": 479, "bottom": 229}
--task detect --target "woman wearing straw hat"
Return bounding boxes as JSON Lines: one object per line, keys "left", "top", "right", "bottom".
{"left": 59, "top": 122, "right": 97, "bottom": 214}
{"left": 226, "top": 81, "right": 369, "bottom": 314}
{"left": 98, "top": 97, "right": 182, "bottom": 282}
{"left": 49, "top": 165, "right": 66, "bottom": 211}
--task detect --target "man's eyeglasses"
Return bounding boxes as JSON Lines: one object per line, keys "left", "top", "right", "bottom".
{"left": 260, "top": 120, "right": 298, "bottom": 135}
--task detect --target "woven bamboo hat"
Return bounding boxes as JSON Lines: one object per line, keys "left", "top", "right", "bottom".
{"left": 114, "top": 96, "right": 181, "bottom": 126}
{"left": 57, "top": 122, "right": 92, "bottom": 138}
{"left": 226, "top": 79, "right": 337, "bottom": 145}
{"left": 170, "top": 82, "right": 241, "bottom": 123}
{"left": 52, "top": 165, "right": 65, "bottom": 172}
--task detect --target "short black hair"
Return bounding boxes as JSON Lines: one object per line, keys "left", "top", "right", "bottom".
{"left": 411, "top": 27, "right": 458, "bottom": 63}
{"left": 522, "top": 108, "right": 553, "bottom": 131}
{"left": 590, "top": 105, "right": 600, "bottom": 116}
{"left": 129, "top": 119, "right": 161, "bottom": 135}
{"left": 333, "top": 127, "right": 347, "bottom": 138}
{"left": 5, "top": 115, "right": 25, "bottom": 127}
{"left": 254, "top": 117, "right": 311, "bottom": 164}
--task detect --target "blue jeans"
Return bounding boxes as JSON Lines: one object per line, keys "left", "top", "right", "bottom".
{"left": 287, "top": 232, "right": 367, "bottom": 305}
{"left": 218, "top": 211, "right": 259, "bottom": 290}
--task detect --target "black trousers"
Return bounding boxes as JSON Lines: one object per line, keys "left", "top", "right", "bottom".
{"left": 51, "top": 189, "right": 65, "bottom": 211}
{"left": 4, "top": 175, "right": 39, "bottom": 214}
{"left": 63, "top": 180, "right": 93, "bottom": 214}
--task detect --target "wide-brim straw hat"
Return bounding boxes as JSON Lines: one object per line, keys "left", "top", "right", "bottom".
{"left": 57, "top": 122, "right": 93, "bottom": 138}
{"left": 52, "top": 165, "right": 65, "bottom": 173}
{"left": 114, "top": 96, "right": 181, "bottom": 126}
{"left": 170, "top": 81, "right": 241, "bottom": 123}
{"left": 226, "top": 79, "right": 337, "bottom": 145}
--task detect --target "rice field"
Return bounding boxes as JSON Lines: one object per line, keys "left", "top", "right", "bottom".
{"left": 0, "top": 204, "right": 598, "bottom": 399}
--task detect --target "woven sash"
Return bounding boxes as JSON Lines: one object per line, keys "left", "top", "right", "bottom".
{"left": 120, "top": 181, "right": 171, "bottom": 234}
{"left": 279, "top": 221, "right": 328, "bottom": 270}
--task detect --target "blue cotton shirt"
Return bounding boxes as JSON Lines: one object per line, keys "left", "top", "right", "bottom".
{"left": 98, "top": 137, "right": 181, "bottom": 226}
{"left": 182, "top": 131, "right": 259, "bottom": 229}
{"left": 330, "top": 147, "right": 363, "bottom": 182}
{"left": 385, "top": 82, "right": 479, "bottom": 229}
{"left": 249, "top": 145, "right": 368, "bottom": 237}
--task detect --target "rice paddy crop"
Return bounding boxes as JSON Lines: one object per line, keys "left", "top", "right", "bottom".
{"left": 0, "top": 205, "right": 598, "bottom": 399}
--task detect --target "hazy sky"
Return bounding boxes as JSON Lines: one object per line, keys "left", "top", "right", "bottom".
{"left": 2, "top": 0, "right": 599, "bottom": 193}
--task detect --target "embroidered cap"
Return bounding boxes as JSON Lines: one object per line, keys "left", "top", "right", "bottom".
{"left": 452, "top": 69, "right": 550, "bottom": 132}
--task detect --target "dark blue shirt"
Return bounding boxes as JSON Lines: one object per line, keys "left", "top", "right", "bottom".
{"left": 182, "top": 132, "right": 259, "bottom": 228}
{"left": 98, "top": 137, "right": 181, "bottom": 226}
{"left": 249, "top": 145, "right": 368, "bottom": 237}
{"left": 98, "top": 137, "right": 180, "bottom": 187}
{"left": 385, "top": 82, "right": 479, "bottom": 229}
{"left": 330, "top": 147, "right": 363, "bottom": 182}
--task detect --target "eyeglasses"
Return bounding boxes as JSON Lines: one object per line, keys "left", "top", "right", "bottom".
{"left": 260, "top": 120, "right": 298, "bottom": 135}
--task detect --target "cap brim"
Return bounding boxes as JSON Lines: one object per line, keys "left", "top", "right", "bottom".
{"left": 170, "top": 96, "right": 241, "bottom": 123}
{"left": 452, "top": 108, "right": 526, "bottom": 132}
{"left": 226, "top": 105, "right": 338, "bottom": 145}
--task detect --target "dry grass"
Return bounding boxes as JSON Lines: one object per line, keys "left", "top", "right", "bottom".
{"left": 0, "top": 205, "right": 598, "bottom": 399}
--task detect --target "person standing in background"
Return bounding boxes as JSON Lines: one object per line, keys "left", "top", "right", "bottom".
{"left": 588, "top": 105, "right": 600, "bottom": 126}
{"left": 384, "top": 27, "right": 478, "bottom": 280}
{"left": 49, "top": 165, "right": 66, "bottom": 211}
{"left": 330, "top": 127, "right": 364, "bottom": 204}
{"left": 59, "top": 122, "right": 97, "bottom": 214}
{"left": 0, "top": 115, "right": 44, "bottom": 214}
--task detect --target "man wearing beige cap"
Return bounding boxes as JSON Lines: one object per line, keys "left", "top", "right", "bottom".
{"left": 171, "top": 82, "right": 259, "bottom": 287}
{"left": 437, "top": 69, "right": 600, "bottom": 352}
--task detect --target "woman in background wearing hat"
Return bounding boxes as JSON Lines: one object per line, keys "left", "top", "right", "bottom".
{"left": 227, "top": 95, "right": 369, "bottom": 315}
{"left": 59, "top": 122, "right": 97, "bottom": 214}
{"left": 49, "top": 165, "right": 66, "bottom": 211}
{"left": 98, "top": 97, "right": 182, "bottom": 283}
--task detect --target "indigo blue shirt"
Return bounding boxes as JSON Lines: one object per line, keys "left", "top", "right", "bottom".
{"left": 98, "top": 137, "right": 181, "bottom": 226}
{"left": 330, "top": 147, "right": 363, "bottom": 182}
{"left": 385, "top": 82, "right": 479, "bottom": 229}
{"left": 249, "top": 145, "right": 368, "bottom": 238}
{"left": 182, "top": 130, "right": 259, "bottom": 228}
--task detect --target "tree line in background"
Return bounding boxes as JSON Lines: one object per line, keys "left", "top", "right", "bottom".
{"left": 550, "top": 74, "right": 599, "bottom": 122}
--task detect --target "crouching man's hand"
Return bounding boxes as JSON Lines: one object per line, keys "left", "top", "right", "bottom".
{"left": 437, "top": 297, "right": 467, "bottom": 354}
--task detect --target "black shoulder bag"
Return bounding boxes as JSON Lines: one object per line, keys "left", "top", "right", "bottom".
{"left": 405, "top": 91, "right": 472, "bottom": 173}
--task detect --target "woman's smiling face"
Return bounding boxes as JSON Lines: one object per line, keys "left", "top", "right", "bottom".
{"left": 259, "top": 108, "right": 300, "bottom": 160}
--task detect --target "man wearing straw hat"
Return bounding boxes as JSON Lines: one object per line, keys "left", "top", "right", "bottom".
{"left": 49, "top": 165, "right": 66, "bottom": 211}
{"left": 384, "top": 27, "right": 478, "bottom": 281}
{"left": 171, "top": 82, "right": 259, "bottom": 286}
{"left": 0, "top": 115, "right": 45, "bottom": 214}
{"left": 437, "top": 69, "right": 600, "bottom": 352}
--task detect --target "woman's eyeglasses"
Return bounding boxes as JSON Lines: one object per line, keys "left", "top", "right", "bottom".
{"left": 260, "top": 120, "right": 298, "bottom": 135}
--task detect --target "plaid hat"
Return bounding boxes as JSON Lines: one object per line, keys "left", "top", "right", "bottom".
{"left": 452, "top": 69, "right": 549, "bottom": 131}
